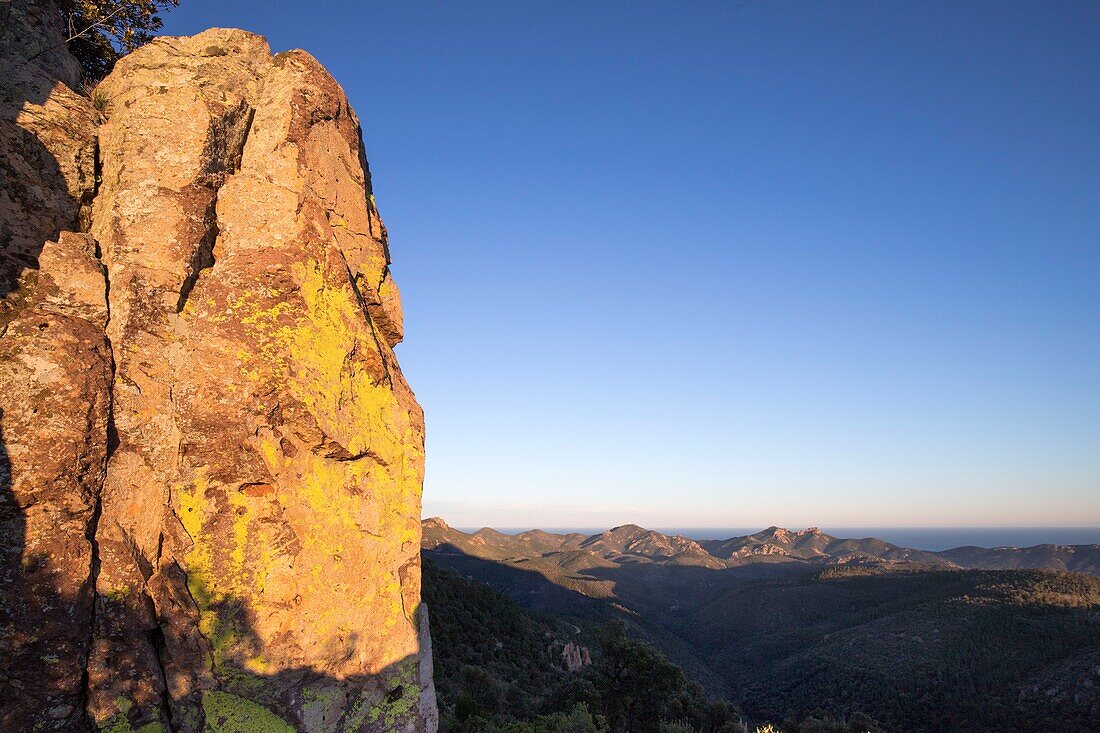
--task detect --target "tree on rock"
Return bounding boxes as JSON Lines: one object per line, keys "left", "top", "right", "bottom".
{"left": 56, "top": 0, "right": 179, "bottom": 80}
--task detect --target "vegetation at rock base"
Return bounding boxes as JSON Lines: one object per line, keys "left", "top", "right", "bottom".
{"left": 423, "top": 556, "right": 570, "bottom": 725}
{"left": 56, "top": 0, "right": 179, "bottom": 79}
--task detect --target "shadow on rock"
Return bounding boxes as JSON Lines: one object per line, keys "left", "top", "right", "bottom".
{"left": 0, "top": 0, "right": 97, "bottom": 306}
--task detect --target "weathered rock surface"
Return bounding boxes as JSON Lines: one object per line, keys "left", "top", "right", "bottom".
{"left": 0, "top": 0, "right": 97, "bottom": 312}
{"left": 1, "top": 3, "right": 106, "bottom": 730}
{"left": 0, "top": 232, "right": 113, "bottom": 732}
{"left": 1, "top": 3, "right": 435, "bottom": 731}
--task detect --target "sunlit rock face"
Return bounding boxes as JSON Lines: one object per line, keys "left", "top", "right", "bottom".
{"left": 0, "top": 3, "right": 435, "bottom": 731}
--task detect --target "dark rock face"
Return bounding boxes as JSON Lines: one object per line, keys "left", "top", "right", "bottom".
{"left": 0, "top": 3, "right": 436, "bottom": 731}
{"left": 1, "top": 3, "right": 106, "bottom": 726}
{"left": 0, "top": 238, "right": 113, "bottom": 731}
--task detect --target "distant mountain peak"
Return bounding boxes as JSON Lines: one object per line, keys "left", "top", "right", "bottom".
{"left": 420, "top": 519, "right": 1100, "bottom": 578}
{"left": 607, "top": 523, "right": 647, "bottom": 533}
{"left": 759, "top": 526, "right": 793, "bottom": 541}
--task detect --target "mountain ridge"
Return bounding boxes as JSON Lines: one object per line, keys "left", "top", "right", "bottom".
{"left": 423, "top": 517, "right": 1100, "bottom": 575}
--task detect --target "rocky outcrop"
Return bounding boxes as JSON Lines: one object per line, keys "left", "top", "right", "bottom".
{"left": 560, "top": 642, "right": 591, "bottom": 673}
{"left": 0, "top": 3, "right": 435, "bottom": 731}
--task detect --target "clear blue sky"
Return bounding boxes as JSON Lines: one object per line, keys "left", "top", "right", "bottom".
{"left": 161, "top": 1, "right": 1100, "bottom": 529}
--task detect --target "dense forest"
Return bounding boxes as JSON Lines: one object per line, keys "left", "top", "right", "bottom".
{"left": 424, "top": 560, "right": 885, "bottom": 733}
{"left": 424, "top": 554, "right": 1100, "bottom": 732}
{"left": 691, "top": 566, "right": 1100, "bottom": 731}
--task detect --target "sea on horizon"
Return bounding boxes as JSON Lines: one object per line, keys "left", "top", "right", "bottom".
{"left": 456, "top": 526, "right": 1100, "bottom": 552}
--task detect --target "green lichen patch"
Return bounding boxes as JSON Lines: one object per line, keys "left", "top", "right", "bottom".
{"left": 202, "top": 691, "right": 295, "bottom": 733}
{"left": 96, "top": 710, "right": 164, "bottom": 733}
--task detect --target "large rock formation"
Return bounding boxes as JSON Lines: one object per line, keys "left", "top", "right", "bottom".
{"left": 0, "top": 3, "right": 436, "bottom": 731}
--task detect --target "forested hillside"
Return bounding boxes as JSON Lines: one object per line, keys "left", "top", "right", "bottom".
{"left": 689, "top": 566, "right": 1100, "bottom": 731}
{"left": 423, "top": 560, "right": 748, "bottom": 733}
{"left": 424, "top": 527, "right": 1100, "bottom": 732}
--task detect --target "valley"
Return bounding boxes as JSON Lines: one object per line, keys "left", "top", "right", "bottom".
{"left": 423, "top": 519, "right": 1100, "bottom": 731}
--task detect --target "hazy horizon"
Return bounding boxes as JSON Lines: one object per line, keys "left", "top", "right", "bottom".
{"left": 423, "top": 495, "right": 1100, "bottom": 531}
{"left": 162, "top": 1, "right": 1100, "bottom": 527}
